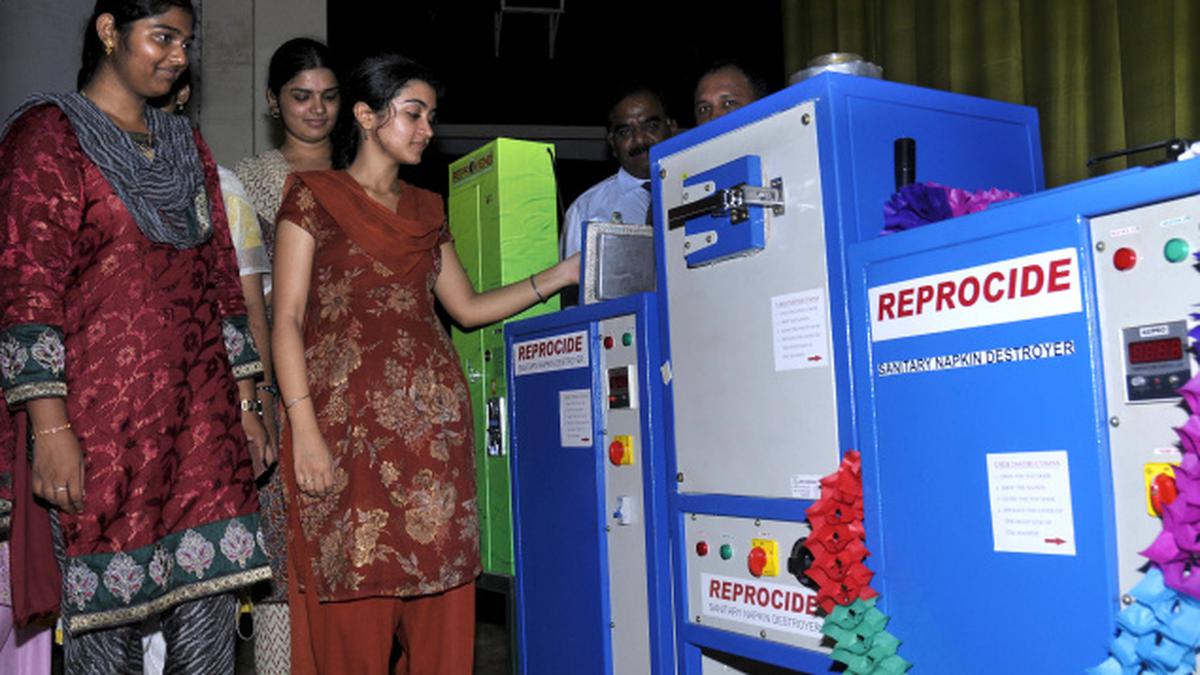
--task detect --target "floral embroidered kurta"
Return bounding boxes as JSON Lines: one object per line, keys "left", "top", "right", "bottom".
{"left": 278, "top": 171, "right": 479, "bottom": 601}
{"left": 0, "top": 105, "right": 271, "bottom": 633}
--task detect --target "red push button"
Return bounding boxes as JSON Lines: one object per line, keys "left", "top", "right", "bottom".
{"left": 748, "top": 546, "right": 768, "bottom": 577}
{"left": 603, "top": 336, "right": 614, "bottom": 349}
{"left": 696, "top": 541, "right": 709, "bottom": 557}
{"left": 1151, "top": 472, "right": 1179, "bottom": 516}
{"left": 1113, "top": 247, "right": 1138, "bottom": 271}
{"left": 607, "top": 435, "right": 633, "bottom": 466}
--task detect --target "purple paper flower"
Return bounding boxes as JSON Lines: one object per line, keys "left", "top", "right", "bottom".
{"left": 882, "top": 183, "right": 952, "bottom": 233}
{"left": 1143, "top": 528, "right": 1182, "bottom": 567}
{"left": 1175, "top": 416, "right": 1200, "bottom": 455}
{"left": 1159, "top": 557, "right": 1200, "bottom": 599}
{"left": 882, "top": 182, "right": 1021, "bottom": 234}
{"left": 1180, "top": 376, "right": 1200, "bottom": 416}
{"left": 961, "top": 187, "right": 1021, "bottom": 215}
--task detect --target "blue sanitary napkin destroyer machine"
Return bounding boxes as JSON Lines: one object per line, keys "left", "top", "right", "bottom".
{"left": 505, "top": 292, "right": 675, "bottom": 675}
{"left": 649, "top": 72, "right": 1044, "bottom": 672}
{"left": 847, "top": 158, "right": 1200, "bottom": 672}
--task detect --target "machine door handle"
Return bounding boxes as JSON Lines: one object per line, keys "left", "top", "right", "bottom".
{"left": 666, "top": 179, "right": 785, "bottom": 231}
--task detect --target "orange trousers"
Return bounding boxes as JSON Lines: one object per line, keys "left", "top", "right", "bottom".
{"left": 289, "top": 580, "right": 476, "bottom": 675}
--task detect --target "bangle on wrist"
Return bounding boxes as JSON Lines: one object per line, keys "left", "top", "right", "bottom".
{"left": 256, "top": 382, "right": 279, "bottom": 397}
{"left": 239, "top": 399, "right": 263, "bottom": 413}
{"left": 285, "top": 393, "right": 311, "bottom": 410}
{"left": 529, "top": 274, "right": 546, "bottom": 302}
{"left": 33, "top": 421, "right": 72, "bottom": 437}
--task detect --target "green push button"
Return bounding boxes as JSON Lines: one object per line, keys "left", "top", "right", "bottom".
{"left": 1164, "top": 238, "right": 1190, "bottom": 263}
{"left": 622, "top": 332, "right": 633, "bottom": 347}
{"left": 719, "top": 543, "right": 734, "bottom": 560}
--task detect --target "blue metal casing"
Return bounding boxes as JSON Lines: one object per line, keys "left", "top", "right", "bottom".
{"left": 649, "top": 73, "right": 1045, "bottom": 671}
{"left": 506, "top": 294, "right": 674, "bottom": 675}
{"left": 846, "top": 160, "right": 1200, "bottom": 672}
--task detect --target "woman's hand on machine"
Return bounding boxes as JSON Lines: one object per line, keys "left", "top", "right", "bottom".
{"left": 558, "top": 253, "right": 581, "bottom": 288}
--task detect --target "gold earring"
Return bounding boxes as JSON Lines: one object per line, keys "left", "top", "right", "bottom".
{"left": 104, "top": 41, "right": 114, "bottom": 56}
{"left": 270, "top": 107, "right": 280, "bottom": 119}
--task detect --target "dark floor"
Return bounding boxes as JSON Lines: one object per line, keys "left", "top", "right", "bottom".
{"left": 236, "top": 588, "right": 513, "bottom": 673}
{"left": 53, "top": 588, "right": 513, "bottom": 674}
{"left": 474, "top": 586, "right": 513, "bottom": 675}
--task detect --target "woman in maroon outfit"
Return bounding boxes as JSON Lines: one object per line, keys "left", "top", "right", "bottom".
{"left": 272, "top": 54, "right": 578, "bottom": 673}
{"left": 0, "top": 1, "right": 271, "bottom": 672}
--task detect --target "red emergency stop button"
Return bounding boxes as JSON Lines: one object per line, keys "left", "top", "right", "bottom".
{"left": 748, "top": 546, "right": 768, "bottom": 577}
{"left": 1113, "top": 247, "right": 1138, "bottom": 271}
{"left": 608, "top": 435, "right": 634, "bottom": 466}
{"left": 1151, "top": 472, "right": 1179, "bottom": 516}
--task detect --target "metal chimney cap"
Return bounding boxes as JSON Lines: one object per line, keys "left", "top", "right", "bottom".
{"left": 789, "top": 52, "right": 883, "bottom": 84}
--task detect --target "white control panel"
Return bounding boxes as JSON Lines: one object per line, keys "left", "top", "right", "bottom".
{"left": 600, "top": 314, "right": 653, "bottom": 675}
{"left": 1090, "top": 194, "right": 1200, "bottom": 598}
{"left": 684, "top": 514, "right": 827, "bottom": 651}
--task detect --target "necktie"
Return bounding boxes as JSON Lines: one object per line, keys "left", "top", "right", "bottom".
{"left": 642, "top": 181, "right": 653, "bottom": 225}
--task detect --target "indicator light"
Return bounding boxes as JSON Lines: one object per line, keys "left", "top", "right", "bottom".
{"left": 1113, "top": 247, "right": 1137, "bottom": 271}
{"left": 696, "top": 541, "right": 709, "bottom": 557}
{"left": 1164, "top": 238, "right": 1190, "bottom": 263}
{"left": 719, "top": 543, "right": 733, "bottom": 560}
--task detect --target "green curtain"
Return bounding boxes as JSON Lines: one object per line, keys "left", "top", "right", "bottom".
{"left": 782, "top": 0, "right": 1200, "bottom": 187}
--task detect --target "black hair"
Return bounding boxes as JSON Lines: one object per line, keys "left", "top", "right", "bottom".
{"left": 695, "top": 60, "right": 770, "bottom": 102}
{"left": 267, "top": 37, "right": 335, "bottom": 98}
{"left": 331, "top": 52, "right": 443, "bottom": 170}
{"left": 604, "top": 82, "right": 671, "bottom": 131}
{"left": 77, "top": 0, "right": 194, "bottom": 90}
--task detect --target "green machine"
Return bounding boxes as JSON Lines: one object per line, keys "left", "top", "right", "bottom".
{"left": 448, "top": 138, "right": 561, "bottom": 577}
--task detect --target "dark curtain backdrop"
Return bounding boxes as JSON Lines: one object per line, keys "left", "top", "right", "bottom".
{"left": 783, "top": 0, "right": 1200, "bottom": 187}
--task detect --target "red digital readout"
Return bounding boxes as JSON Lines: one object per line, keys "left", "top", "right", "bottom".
{"left": 1128, "top": 337, "right": 1183, "bottom": 365}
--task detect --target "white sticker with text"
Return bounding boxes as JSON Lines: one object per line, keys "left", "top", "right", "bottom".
{"left": 986, "top": 450, "right": 1077, "bottom": 556}
{"left": 700, "top": 573, "right": 824, "bottom": 638}
{"left": 513, "top": 331, "right": 589, "bottom": 376}
{"left": 558, "top": 389, "right": 593, "bottom": 448}
{"left": 771, "top": 288, "right": 829, "bottom": 371}
{"left": 869, "top": 248, "right": 1082, "bottom": 342}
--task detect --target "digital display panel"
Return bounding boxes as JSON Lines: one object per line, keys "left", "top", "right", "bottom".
{"left": 1128, "top": 337, "right": 1183, "bottom": 365}
{"left": 608, "top": 367, "right": 631, "bottom": 409}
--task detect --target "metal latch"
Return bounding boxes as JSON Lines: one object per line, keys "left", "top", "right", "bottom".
{"left": 486, "top": 396, "right": 506, "bottom": 456}
{"left": 667, "top": 178, "right": 784, "bottom": 230}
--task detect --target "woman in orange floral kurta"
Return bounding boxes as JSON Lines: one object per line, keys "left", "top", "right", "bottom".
{"left": 271, "top": 55, "right": 579, "bottom": 675}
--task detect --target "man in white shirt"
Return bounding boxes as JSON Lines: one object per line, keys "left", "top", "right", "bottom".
{"left": 560, "top": 86, "right": 677, "bottom": 258}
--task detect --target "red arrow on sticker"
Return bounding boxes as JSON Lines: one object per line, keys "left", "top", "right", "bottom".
{"left": 807, "top": 355, "right": 822, "bottom": 362}
{"left": 1044, "top": 537, "right": 1067, "bottom": 545}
